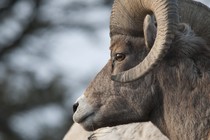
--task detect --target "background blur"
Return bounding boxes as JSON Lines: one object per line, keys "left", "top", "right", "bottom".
{"left": 0, "top": 0, "right": 209, "bottom": 140}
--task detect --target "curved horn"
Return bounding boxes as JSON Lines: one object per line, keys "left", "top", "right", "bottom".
{"left": 179, "top": 0, "right": 210, "bottom": 46}
{"left": 110, "top": 0, "right": 179, "bottom": 82}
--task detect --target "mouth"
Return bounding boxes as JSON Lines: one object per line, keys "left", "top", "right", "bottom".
{"left": 73, "top": 111, "right": 95, "bottom": 124}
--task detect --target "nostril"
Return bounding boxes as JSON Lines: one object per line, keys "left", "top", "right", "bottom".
{"left": 73, "top": 102, "right": 79, "bottom": 113}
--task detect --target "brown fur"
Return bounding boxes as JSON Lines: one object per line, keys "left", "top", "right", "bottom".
{"left": 75, "top": 23, "right": 210, "bottom": 140}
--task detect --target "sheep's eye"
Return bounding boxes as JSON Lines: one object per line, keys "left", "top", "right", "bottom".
{"left": 115, "top": 53, "right": 126, "bottom": 61}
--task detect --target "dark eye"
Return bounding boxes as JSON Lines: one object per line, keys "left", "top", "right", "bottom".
{"left": 115, "top": 53, "right": 126, "bottom": 61}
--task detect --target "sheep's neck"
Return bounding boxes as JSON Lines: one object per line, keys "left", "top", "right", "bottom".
{"left": 151, "top": 83, "right": 210, "bottom": 140}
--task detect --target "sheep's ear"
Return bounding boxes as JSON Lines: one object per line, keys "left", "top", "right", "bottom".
{"left": 143, "top": 15, "right": 157, "bottom": 49}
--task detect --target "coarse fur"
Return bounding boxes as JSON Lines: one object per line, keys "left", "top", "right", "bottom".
{"left": 73, "top": 21, "right": 210, "bottom": 140}
{"left": 72, "top": 0, "right": 210, "bottom": 139}
{"left": 151, "top": 23, "right": 210, "bottom": 139}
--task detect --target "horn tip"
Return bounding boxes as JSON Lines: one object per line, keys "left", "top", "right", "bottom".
{"left": 111, "top": 74, "right": 126, "bottom": 83}
{"left": 111, "top": 74, "right": 119, "bottom": 81}
{"left": 111, "top": 74, "right": 132, "bottom": 83}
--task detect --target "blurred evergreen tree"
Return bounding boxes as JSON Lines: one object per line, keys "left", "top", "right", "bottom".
{"left": 0, "top": 0, "right": 72, "bottom": 139}
{"left": 0, "top": 0, "right": 113, "bottom": 139}
{"left": 103, "top": 0, "right": 114, "bottom": 6}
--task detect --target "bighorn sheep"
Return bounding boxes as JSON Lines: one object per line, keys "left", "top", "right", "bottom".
{"left": 64, "top": 122, "right": 168, "bottom": 140}
{"left": 72, "top": 0, "right": 210, "bottom": 139}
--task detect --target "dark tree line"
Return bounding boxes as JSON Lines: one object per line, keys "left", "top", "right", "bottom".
{"left": 0, "top": 0, "right": 71, "bottom": 140}
{"left": 0, "top": 0, "right": 113, "bottom": 139}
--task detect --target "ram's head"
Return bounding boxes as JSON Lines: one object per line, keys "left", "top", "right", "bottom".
{"left": 72, "top": 0, "right": 210, "bottom": 135}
